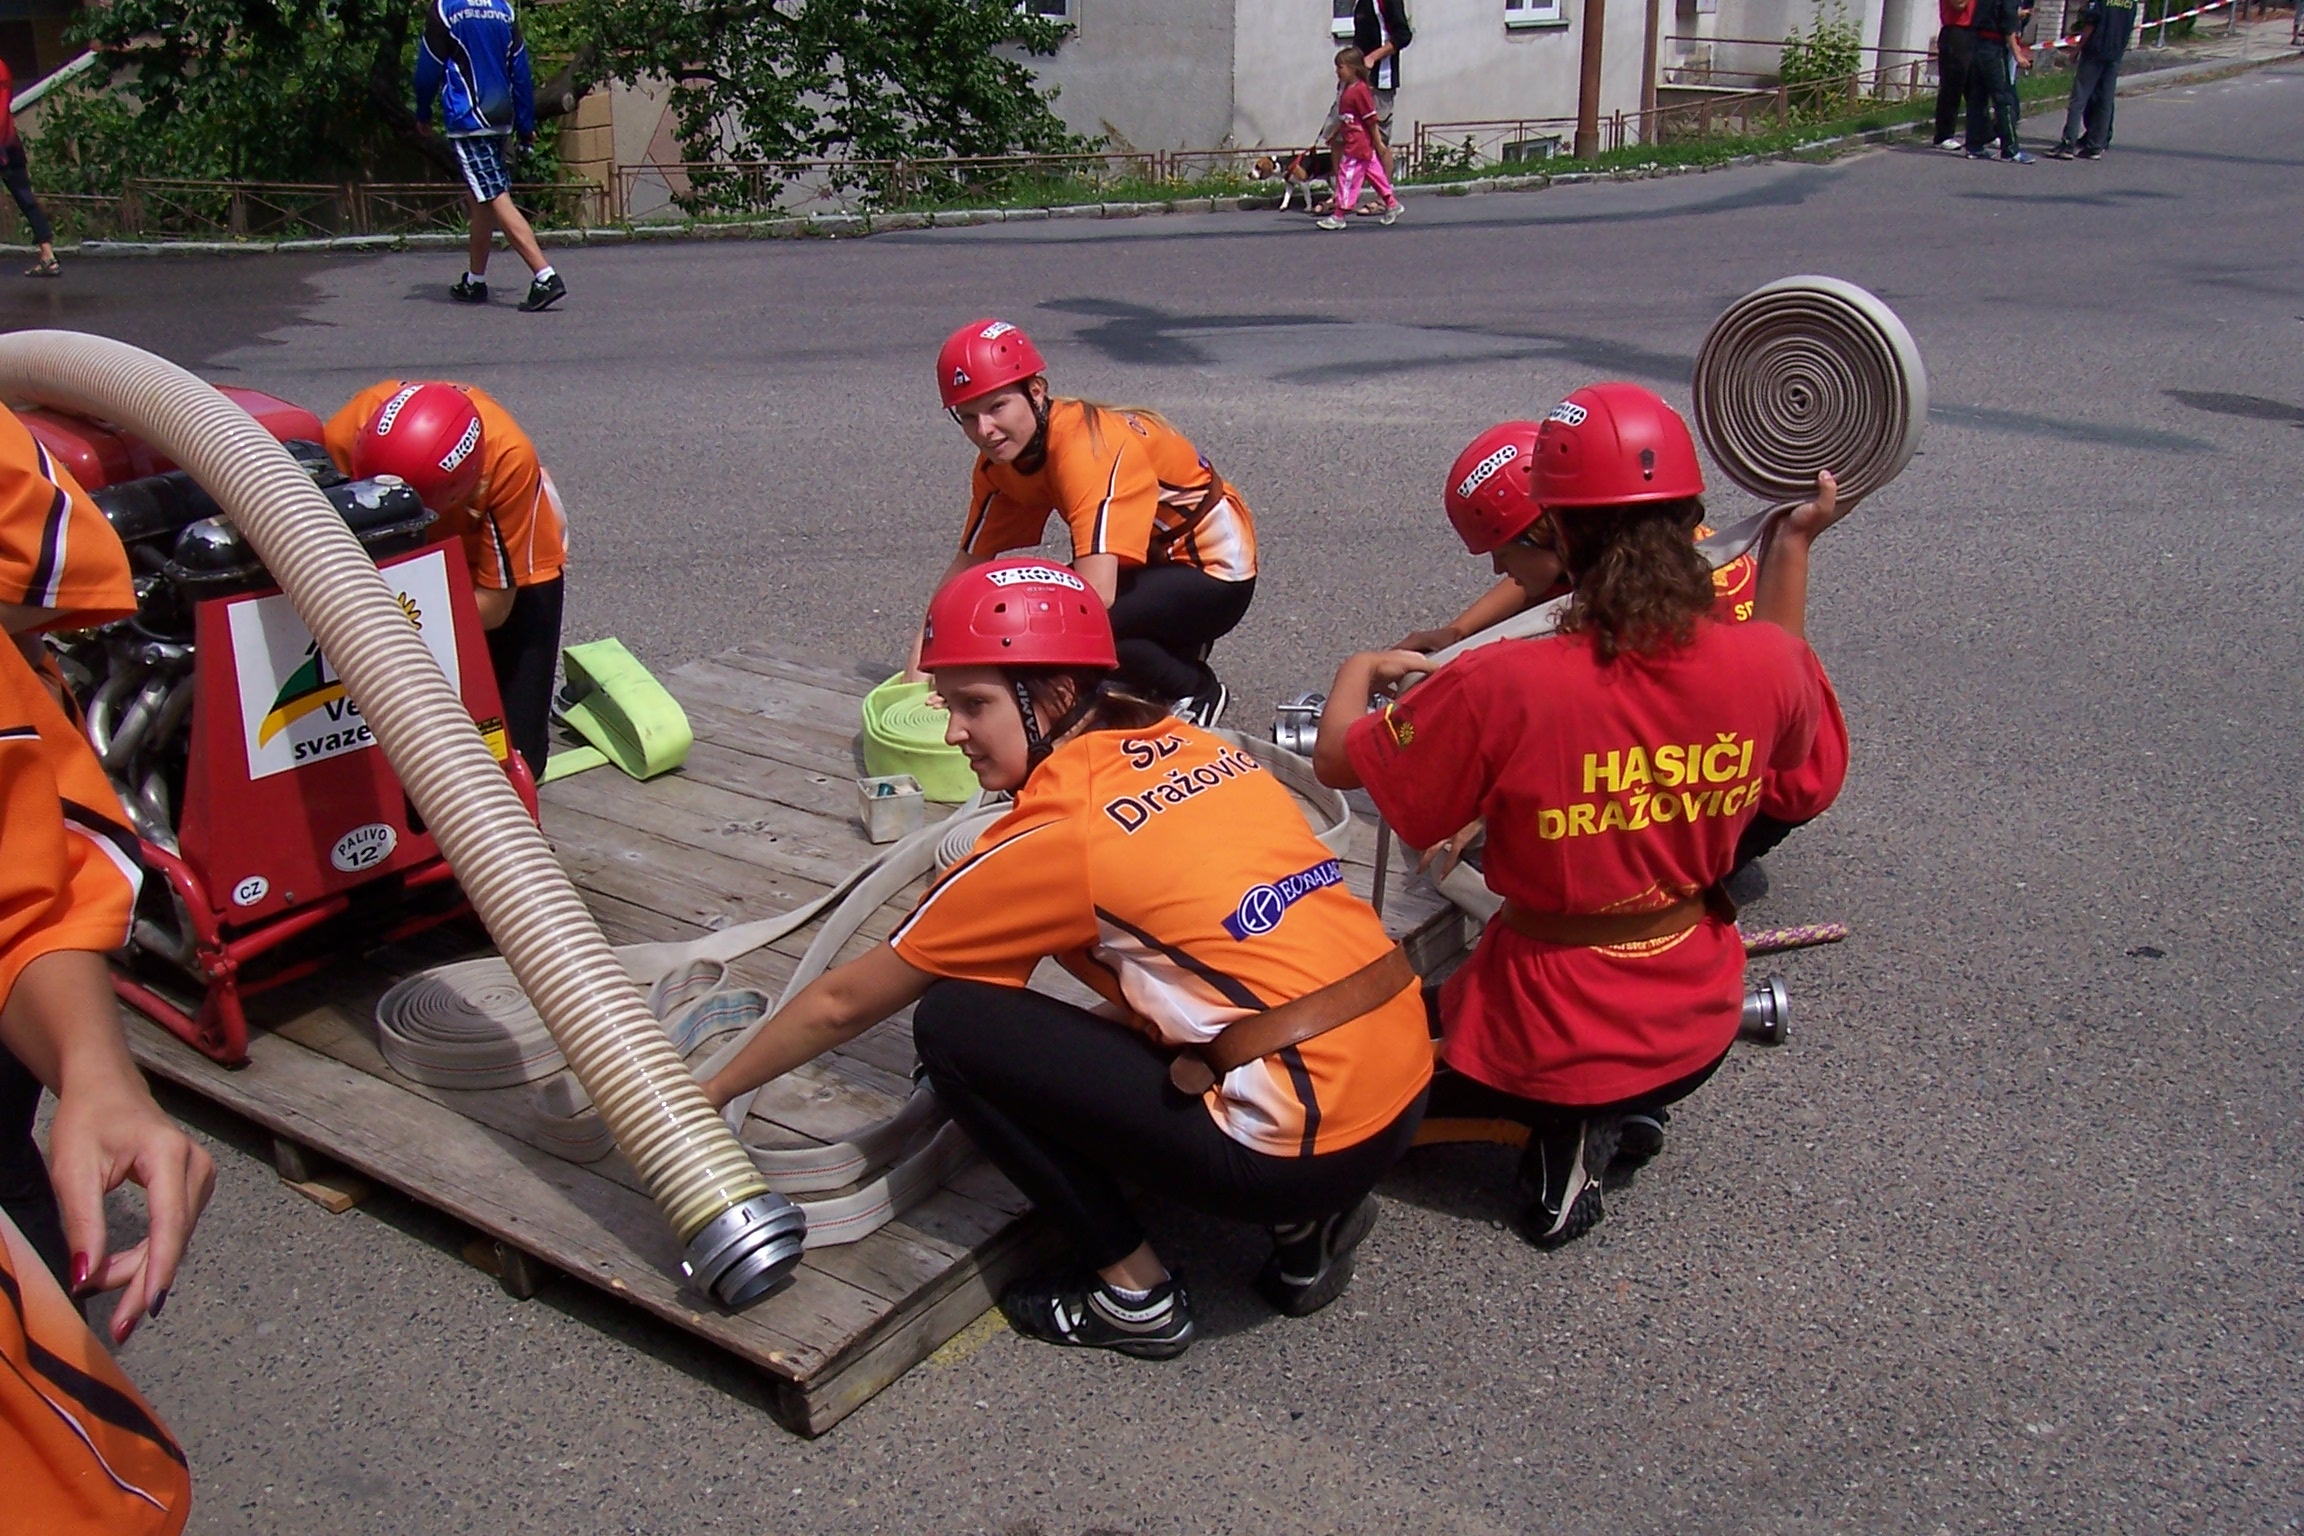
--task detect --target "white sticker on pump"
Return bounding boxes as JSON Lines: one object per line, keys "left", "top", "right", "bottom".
{"left": 330, "top": 823, "right": 398, "bottom": 873}
{"left": 225, "top": 546, "right": 462, "bottom": 781}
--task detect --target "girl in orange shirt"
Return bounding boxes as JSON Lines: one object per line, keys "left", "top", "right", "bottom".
{"left": 915, "top": 319, "right": 1258, "bottom": 727}
{"left": 705, "top": 560, "right": 1428, "bottom": 1359}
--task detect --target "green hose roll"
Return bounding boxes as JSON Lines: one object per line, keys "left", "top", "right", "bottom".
{"left": 861, "top": 674, "right": 976, "bottom": 802}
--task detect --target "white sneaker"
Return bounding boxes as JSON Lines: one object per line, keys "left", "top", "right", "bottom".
{"left": 1315, "top": 215, "right": 1347, "bottom": 231}
{"left": 1934, "top": 137, "right": 1965, "bottom": 152}
{"left": 1379, "top": 203, "right": 1401, "bottom": 226}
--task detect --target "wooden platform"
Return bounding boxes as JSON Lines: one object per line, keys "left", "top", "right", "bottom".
{"left": 122, "top": 642, "right": 1466, "bottom": 1435}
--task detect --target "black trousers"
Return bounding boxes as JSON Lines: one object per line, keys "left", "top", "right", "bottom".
{"left": 914, "top": 979, "right": 1427, "bottom": 1270}
{"left": 483, "top": 575, "right": 563, "bottom": 778}
{"left": 2059, "top": 54, "right": 2119, "bottom": 149}
{"left": 2, "top": 144, "right": 53, "bottom": 248}
{"left": 1934, "top": 25, "right": 1977, "bottom": 143}
{"left": 1967, "top": 37, "right": 2020, "bottom": 154}
{"left": 0, "top": 1047, "right": 69, "bottom": 1288}
{"left": 1106, "top": 566, "right": 1255, "bottom": 702}
{"left": 1424, "top": 1044, "right": 1732, "bottom": 1132}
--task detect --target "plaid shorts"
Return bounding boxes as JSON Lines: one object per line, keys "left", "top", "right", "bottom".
{"left": 452, "top": 134, "right": 514, "bottom": 204}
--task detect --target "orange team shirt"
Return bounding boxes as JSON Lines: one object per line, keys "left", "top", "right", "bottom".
{"left": 962, "top": 399, "right": 1258, "bottom": 583}
{"left": 1705, "top": 547, "right": 1850, "bottom": 817}
{"left": 0, "top": 1210, "right": 190, "bottom": 1536}
{"left": 1348, "top": 619, "right": 1837, "bottom": 1105}
{"left": 324, "top": 381, "right": 569, "bottom": 592}
{"left": 891, "top": 724, "right": 1428, "bottom": 1158}
{"left": 0, "top": 646, "right": 142, "bottom": 1006}
{"left": 0, "top": 403, "right": 135, "bottom": 632}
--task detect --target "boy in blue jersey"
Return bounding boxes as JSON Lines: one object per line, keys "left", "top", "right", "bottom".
{"left": 416, "top": 0, "right": 567, "bottom": 312}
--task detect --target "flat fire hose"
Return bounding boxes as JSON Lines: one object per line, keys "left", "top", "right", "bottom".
{"left": 1390, "top": 275, "right": 1927, "bottom": 924}
{"left": 378, "top": 726, "right": 1351, "bottom": 1246}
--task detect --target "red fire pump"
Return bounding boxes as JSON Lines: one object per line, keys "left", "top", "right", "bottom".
{"left": 33, "top": 391, "right": 537, "bottom": 1065}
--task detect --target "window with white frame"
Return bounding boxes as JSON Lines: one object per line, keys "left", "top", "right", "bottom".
{"left": 1505, "top": 0, "right": 1567, "bottom": 27}
{"left": 1023, "top": 0, "right": 1071, "bottom": 19}
{"left": 1332, "top": 0, "right": 1356, "bottom": 40}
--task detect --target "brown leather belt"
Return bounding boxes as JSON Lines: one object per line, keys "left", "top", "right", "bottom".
{"left": 1496, "top": 884, "right": 1738, "bottom": 949}
{"left": 1152, "top": 472, "right": 1236, "bottom": 551}
{"left": 1169, "top": 944, "right": 1417, "bottom": 1096}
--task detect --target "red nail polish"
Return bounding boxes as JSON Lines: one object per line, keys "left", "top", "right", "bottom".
{"left": 68, "top": 1252, "right": 89, "bottom": 1291}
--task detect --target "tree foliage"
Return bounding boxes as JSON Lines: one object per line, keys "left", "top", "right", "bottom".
{"left": 1779, "top": 2, "right": 1865, "bottom": 89}
{"left": 561, "top": 0, "right": 1082, "bottom": 165}
{"left": 35, "top": 0, "right": 1080, "bottom": 196}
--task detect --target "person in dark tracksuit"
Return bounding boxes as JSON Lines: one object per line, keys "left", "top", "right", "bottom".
{"left": 2048, "top": 0, "right": 2136, "bottom": 158}
{"left": 0, "top": 59, "right": 57, "bottom": 277}
{"left": 1933, "top": 0, "right": 1978, "bottom": 150}
{"left": 1966, "top": 0, "right": 2032, "bottom": 163}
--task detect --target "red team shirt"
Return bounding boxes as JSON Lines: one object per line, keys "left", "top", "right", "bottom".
{"left": 1707, "top": 549, "right": 1849, "bottom": 817}
{"left": 1348, "top": 619, "right": 1837, "bottom": 1105}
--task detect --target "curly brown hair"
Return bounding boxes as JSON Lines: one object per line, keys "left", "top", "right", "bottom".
{"left": 1551, "top": 496, "right": 1715, "bottom": 663}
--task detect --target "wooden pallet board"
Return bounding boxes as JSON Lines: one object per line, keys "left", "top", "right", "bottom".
{"left": 122, "top": 642, "right": 1466, "bottom": 1435}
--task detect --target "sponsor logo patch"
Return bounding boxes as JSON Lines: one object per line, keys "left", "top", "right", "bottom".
{"left": 979, "top": 321, "right": 1015, "bottom": 339}
{"left": 951, "top": 366, "right": 971, "bottom": 388}
{"left": 1222, "top": 859, "right": 1344, "bottom": 940}
{"left": 1547, "top": 400, "right": 1590, "bottom": 427}
{"left": 439, "top": 416, "right": 482, "bottom": 474}
{"left": 985, "top": 563, "right": 1083, "bottom": 590}
{"left": 373, "top": 384, "right": 424, "bottom": 435}
{"left": 1455, "top": 442, "right": 1520, "bottom": 502}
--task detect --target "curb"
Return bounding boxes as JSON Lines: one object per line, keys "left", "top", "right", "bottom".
{"left": 24, "top": 45, "right": 2293, "bottom": 262}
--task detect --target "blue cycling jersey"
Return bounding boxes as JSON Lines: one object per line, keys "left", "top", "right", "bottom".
{"left": 415, "top": 0, "right": 536, "bottom": 139}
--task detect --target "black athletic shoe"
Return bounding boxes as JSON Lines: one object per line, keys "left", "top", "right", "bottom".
{"left": 1000, "top": 1270, "right": 1194, "bottom": 1359}
{"left": 1174, "top": 679, "right": 1229, "bottom": 731}
{"left": 2077, "top": 145, "right": 2104, "bottom": 160}
{"left": 1258, "top": 1197, "right": 1377, "bottom": 1317}
{"left": 518, "top": 271, "right": 567, "bottom": 312}
{"left": 2045, "top": 141, "right": 2077, "bottom": 160}
{"left": 1611, "top": 1107, "right": 1668, "bottom": 1174}
{"left": 1517, "top": 1117, "right": 1619, "bottom": 1250}
{"left": 449, "top": 275, "right": 488, "bottom": 304}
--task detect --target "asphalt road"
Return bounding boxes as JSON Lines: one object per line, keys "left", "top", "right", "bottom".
{"left": 12, "top": 57, "right": 2304, "bottom": 1535}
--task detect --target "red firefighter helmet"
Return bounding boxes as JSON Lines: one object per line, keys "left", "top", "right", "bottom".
{"left": 350, "top": 382, "right": 486, "bottom": 512}
{"left": 920, "top": 559, "right": 1117, "bottom": 671}
{"left": 936, "top": 319, "right": 1048, "bottom": 410}
{"left": 1444, "top": 421, "right": 1546, "bottom": 555}
{"left": 1533, "top": 382, "right": 1704, "bottom": 509}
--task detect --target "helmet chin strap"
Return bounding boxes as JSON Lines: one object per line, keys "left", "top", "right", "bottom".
{"left": 1011, "top": 673, "right": 1107, "bottom": 773}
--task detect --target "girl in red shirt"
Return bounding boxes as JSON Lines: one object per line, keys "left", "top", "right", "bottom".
{"left": 1313, "top": 383, "right": 1847, "bottom": 1251}
{"left": 1318, "top": 48, "right": 1401, "bottom": 230}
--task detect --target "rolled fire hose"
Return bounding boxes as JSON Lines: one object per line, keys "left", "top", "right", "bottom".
{"left": 0, "top": 331, "right": 804, "bottom": 1309}
{"left": 376, "top": 726, "right": 1353, "bottom": 1244}
{"left": 1395, "top": 276, "right": 1928, "bottom": 924}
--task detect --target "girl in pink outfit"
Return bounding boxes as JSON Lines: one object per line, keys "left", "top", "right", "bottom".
{"left": 1319, "top": 48, "right": 1401, "bottom": 230}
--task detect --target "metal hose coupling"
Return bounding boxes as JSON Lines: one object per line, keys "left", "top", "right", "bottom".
{"left": 1692, "top": 275, "right": 1929, "bottom": 507}
{"left": 0, "top": 331, "right": 804, "bottom": 1307}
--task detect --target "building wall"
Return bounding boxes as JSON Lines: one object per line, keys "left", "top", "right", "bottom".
{"left": 1232, "top": 0, "right": 1651, "bottom": 151}
{"left": 1020, "top": 0, "right": 1239, "bottom": 150}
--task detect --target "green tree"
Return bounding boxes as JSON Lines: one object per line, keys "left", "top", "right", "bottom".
{"left": 563, "top": 0, "right": 1081, "bottom": 165}
{"left": 37, "top": 0, "right": 1079, "bottom": 201}
{"left": 1779, "top": 1, "right": 1864, "bottom": 89}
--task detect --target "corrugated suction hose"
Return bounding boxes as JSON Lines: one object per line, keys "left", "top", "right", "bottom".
{"left": 0, "top": 331, "right": 803, "bottom": 1307}
{"left": 1691, "top": 274, "right": 1928, "bottom": 506}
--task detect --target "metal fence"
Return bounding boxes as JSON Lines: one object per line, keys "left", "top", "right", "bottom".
{"left": 1411, "top": 59, "right": 1938, "bottom": 169}
{"left": 614, "top": 150, "right": 1182, "bottom": 222}
{"left": 0, "top": 178, "right": 611, "bottom": 243}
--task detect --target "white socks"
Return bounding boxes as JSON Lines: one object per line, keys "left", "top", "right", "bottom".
{"left": 534, "top": 264, "right": 556, "bottom": 283}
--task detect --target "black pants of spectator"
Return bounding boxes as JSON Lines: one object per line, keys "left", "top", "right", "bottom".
{"left": 1423, "top": 1044, "right": 1731, "bottom": 1136}
{"left": 484, "top": 575, "right": 563, "bottom": 779}
{"left": 0, "top": 1047, "right": 69, "bottom": 1289}
{"left": 1934, "top": 24, "right": 1976, "bottom": 143}
{"left": 1967, "top": 37, "right": 2020, "bottom": 155}
{"left": 1, "top": 144, "right": 53, "bottom": 248}
{"left": 2059, "top": 55, "right": 2119, "bottom": 149}
{"left": 913, "top": 978, "right": 1427, "bottom": 1271}
{"left": 1106, "top": 566, "right": 1254, "bottom": 703}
